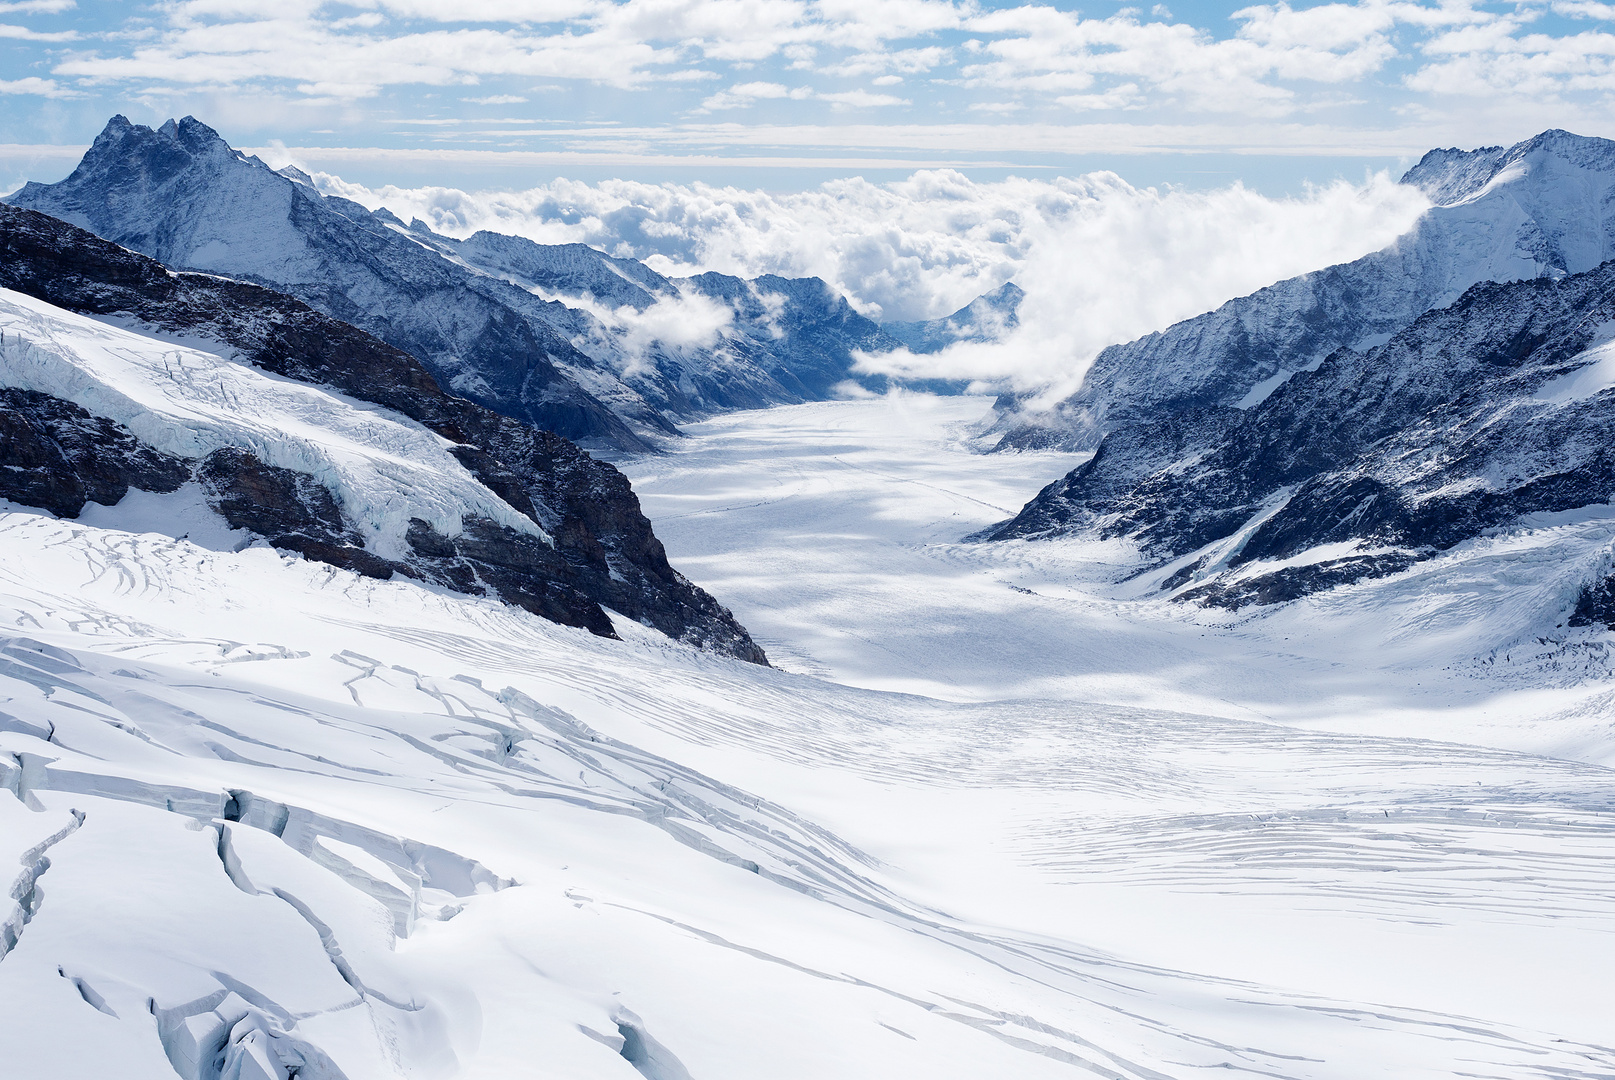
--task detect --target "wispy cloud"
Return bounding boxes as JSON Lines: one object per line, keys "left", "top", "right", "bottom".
{"left": 0, "top": 76, "right": 77, "bottom": 96}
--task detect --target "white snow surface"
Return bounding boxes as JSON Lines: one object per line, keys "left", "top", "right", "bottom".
{"left": 0, "top": 288, "right": 544, "bottom": 555}
{"left": 2, "top": 393, "right": 1615, "bottom": 1079}
{"left": 1538, "top": 331, "right": 1615, "bottom": 404}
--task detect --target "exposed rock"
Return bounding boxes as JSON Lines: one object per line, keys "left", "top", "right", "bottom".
{"left": 0, "top": 387, "right": 190, "bottom": 518}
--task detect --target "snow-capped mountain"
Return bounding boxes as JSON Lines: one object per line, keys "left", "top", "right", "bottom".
{"left": 983, "top": 255, "right": 1615, "bottom": 620}
{"left": 990, "top": 129, "right": 1615, "bottom": 451}
{"left": 5, "top": 116, "right": 905, "bottom": 454}
{"left": 0, "top": 202, "right": 765, "bottom": 662}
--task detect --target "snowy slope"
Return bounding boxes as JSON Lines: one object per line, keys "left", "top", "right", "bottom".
{"left": 0, "top": 205, "right": 770, "bottom": 658}
{"left": 0, "top": 288, "right": 537, "bottom": 556}
{"left": 993, "top": 129, "right": 1615, "bottom": 451}
{"left": 1, "top": 396, "right": 1614, "bottom": 1079}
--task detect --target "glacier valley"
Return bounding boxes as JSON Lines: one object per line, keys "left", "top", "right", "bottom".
{"left": 2, "top": 391, "right": 1613, "bottom": 1080}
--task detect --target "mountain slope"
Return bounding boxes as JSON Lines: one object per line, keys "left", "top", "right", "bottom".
{"left": 984, "top": 259, "right": 1615, "bottom": 621}
{"left": 991, "top": 129, "right": 1615, "bottom": 451}
{"left": 0, "top": 202, "right": 766, "bottom": 663}
{"left": 6, "top": 116, "right": 907, "bottom": 452}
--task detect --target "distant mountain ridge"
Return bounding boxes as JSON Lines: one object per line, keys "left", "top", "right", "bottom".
{"left": 6, "top": 116, "right": 907, "bottom": 454}
{"left": 988, "top": 128, "right": 1615, "bottom": 452}
{"left": 883, "top": 282, "right": 1023, "bottom": 354}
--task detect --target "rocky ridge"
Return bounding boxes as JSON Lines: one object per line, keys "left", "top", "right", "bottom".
{"left": 0, "top": 202, "right": 767, "bottom": 663}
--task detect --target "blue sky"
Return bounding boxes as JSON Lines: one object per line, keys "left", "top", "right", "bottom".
{"left": 4, "top": 0, "right": 1615, "bottom": 192}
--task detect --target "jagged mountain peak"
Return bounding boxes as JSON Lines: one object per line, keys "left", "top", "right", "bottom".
{"left": 1401, "top": 128, "right": 1615, "bottom": 208}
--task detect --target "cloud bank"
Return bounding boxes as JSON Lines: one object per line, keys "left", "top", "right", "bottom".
{"left": 309, "top": 165, "right": 1430, "bottom": 396}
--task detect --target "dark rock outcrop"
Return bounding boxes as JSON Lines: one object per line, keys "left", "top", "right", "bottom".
{"left": 0, "top": 387, "right": 190, "bottom": 517}
{"left": 0, "top": 203, "right": 766, "bottom": 663}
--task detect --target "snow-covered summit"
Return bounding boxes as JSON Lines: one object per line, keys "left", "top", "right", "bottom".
{"left": 992, "top": 128, "right": 1615, "bottom": 451}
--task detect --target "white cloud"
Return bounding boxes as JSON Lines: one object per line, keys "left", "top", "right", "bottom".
{"left": 0, "top": 21, "right": 74, "bottom": 39}
{"left": 1555, "top": 1, "right": 1615, "bottom": 18}
{"left": 821, "top": 45, "right": 950, "bottom": 76}
{"left": 307, "top": 165, "right": 1430, "bottom": 396}
{"left": 817, "top": 88, "right": 908, "bottom": 107}
{"left": 0, "top": 76, "right": 76, "bottom": 96}
{"left": 855, "top": 171, "right": 1432, "bottom": 397}
{"left": 0, "top": 0, "right": 1603, "bottom": 138}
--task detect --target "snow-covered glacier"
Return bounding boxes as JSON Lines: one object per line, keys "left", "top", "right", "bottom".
{"left": 3, "top": 385, "right": 1615, "bottom": 1079}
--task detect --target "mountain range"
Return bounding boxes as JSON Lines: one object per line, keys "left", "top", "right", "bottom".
{"left": 6, "top": 116, "right": 912, "bottom": 455}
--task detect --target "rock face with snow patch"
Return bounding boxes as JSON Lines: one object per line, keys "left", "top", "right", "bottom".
{"left": 6, "top": 116, "right": 906, "bottom": 451}
{"left": 990, "top": 129, "right": 1615, "bottom": 451}
{"left": 0, "top": 387, "right": 190, "bottom": 517}
{"left": 983, "top": 261, "right": 1615, "bottom": 619}
{"left": 0, "top": 203, "right": 766, "bottom": 663}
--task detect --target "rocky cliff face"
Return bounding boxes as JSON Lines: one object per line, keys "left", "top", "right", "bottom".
{"left": 989, "top": 129, "right": 1615, "bottom": 452}
{"left": 6, "top": 116, "right": 906, "bottom": 452}
{"left": 983, "top": 258, "right": 1615, "bottom": 622}
{"left": 0, "top": 202, "right": 767, "bottom": 663}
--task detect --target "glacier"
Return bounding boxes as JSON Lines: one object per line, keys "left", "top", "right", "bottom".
{"left": 1, "top": 388, "right": 1613, "bottom": 1079}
